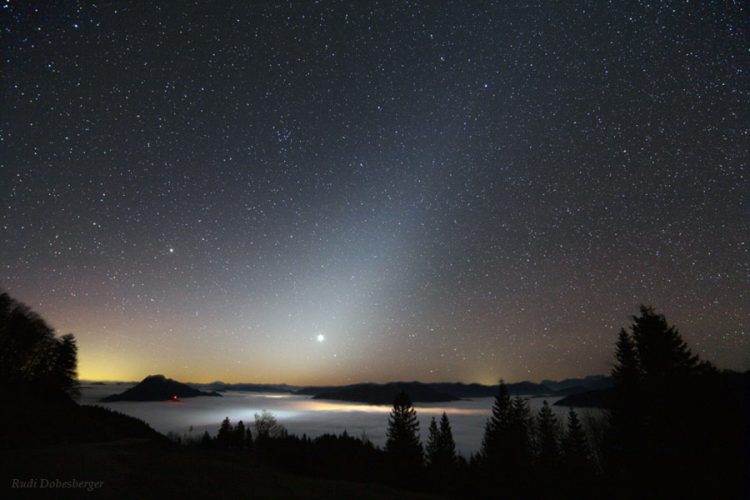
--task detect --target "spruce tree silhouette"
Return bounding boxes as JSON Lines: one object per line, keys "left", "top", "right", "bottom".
{"left": 437, "top": 412, "right": 457, "bottom": 467}
{"left": 612, "top": 328, "right": 639, "bottom": 386}
{"left": 479, "top": 381, "right": 534, "bottom": 495}
{"left": 425, "top": 417, "right": 440, "bottom": 468}
{"left": 562, "top": 409, "right": 590, "bottom": 470}
{"left": 425, "top": 412, "right": 457, "bottom": 472}
{"left": 630, "top": 305, "right": 700, "bottom": 379}
{"left": 385, "top": 391, "right": 423, "bottom": 483}
{"left": 54, "top": 334, "right": 79, "bottom": 399}
{"left": 560, "top": 408, "right": 593, "bottom": 498}
{"left": 536, "top": 400, "right": 561, "bottom": 483}
{"left": 606, "top": 305, "right": 744, "bottom": 498}
{"left": 200, "top": 430, "right": 212, "bottom": 447}
{"left": 480, "top": 380, "right": 511, "bottom": 467}
{"left": 507, "top": 395, "right": 534, "bottom": 480}
{"left": 234, "top": 420, "right": 246, "bottom": 449}
{"left": 217, "top": 417, "right": 233, "bottom": 448}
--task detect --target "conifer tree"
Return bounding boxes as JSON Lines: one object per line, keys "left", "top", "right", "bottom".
{"left": 217, "top": 417, "right": 233, "bottom": 448}
{"left": 536, "top": 401, "right": 560, "bottom": 474}
{"left": 437, "top": 412, "right": 456, "bottom": 466}
{"left": 480, "top": 381, "right": 511, "bottom": 465}
{"left": 562, "top": 408, "right": 590, "bottom": 469}
{"left": 54, "top": 334, "right": 79, "bottom": 398}
{"left": 385, "top": 391, "right": 423, "bottom": 472}
{"left": 613, "top": 329, "right": 638, "bottom": 387}
{"left": 425, "top": 412, "right": 457, "bottom": 472}
{"left": 201, "top": 430, "right": 212, "bottom": 447}
{"left": 561, "top": 408, "right": 593, "bottom": 497}
{"left": 508, "top": 396, "right": 534, "bottom": 471}
{"left": 607, "top": 306, "right": 720, "bottom": 497}
{"left": 630, "top": 305, "right": 699, "bottom": 380}
{"left": 425, "top": 417, "right": 440, "bottom": 468}
{"left": 235, "top": 420, "right": 246, "bottom": 449}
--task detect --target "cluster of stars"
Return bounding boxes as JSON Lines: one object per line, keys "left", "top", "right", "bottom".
{"left": 0, "top": 1, "right": 747, "bottom": 383}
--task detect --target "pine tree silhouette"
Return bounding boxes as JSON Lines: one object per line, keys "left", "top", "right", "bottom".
{"left": 480, "top": 380, "right": 511, "bottom": 466}
{"left": 605, "top": 305, "right": 736, "bottom": 497}
{"left": 612, "top": 328, "right": 639, "bottom": 386}
{"left": 235, "top": 420, "right": 246, "bottom": 449}
{"left": 630, "top": 305, "right": 700, "bottom": 380}
{"left": 536, "top": 400, "right": 560, "bottom": 477}
{"left": 437, "top": 412, "right": 456, "bottom": 466}
{"left": 507, "top": 395, "right": 534, "bottom": 474}
{"left": 217, "top": 417, "right": 233, "bottom": 448}
{"left": 561, "top": 408, "right": 593, "bottom": 497}
{"left": 385, "top": 391, "right": 423, "bottom": 481}
{"left": 201, "top": 430, "right": 212, "bottom": 447}
{"left": 479, "top": 381, "right": 535, "bottom": 495}
{"left": 562, "top": 408, "right": 590, "bottom": 469}
{"left": 54, "top": 334, "right": 79, "bottom": 399}
{"left": 425, "top": 412, "right": 457, "bottom": 473}
{"left": 425, "top": 417, "right": 440, "bottom": 468}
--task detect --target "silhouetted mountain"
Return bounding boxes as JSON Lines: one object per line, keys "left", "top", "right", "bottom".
{"left": 101, "top": 375, "right": 221, "bottom": 402}
{"left": 541, "top": 375, "right": 613, "bottom": 393}
{"left": 302, "top": 381, "right": 554, "bottom": 403}
{"left": 554, "top": 388, "right": 616, "bottom": 408}
{"left": 430, "top": 381, "right": 552, "bottom": 397}
{"left": 200, "top": 381, "right": 297, "bottom": 393}
{"left": 424, "top": 383, "right": 498, "bottom": 398}
{"left": 312, "top": 382, "right": 460, "bottom": 404}
{"left": 504, "top": 381, "right": 551, "bottom": 396}
{"left": 295, "top": 385, "right": 338, "bottom": 396}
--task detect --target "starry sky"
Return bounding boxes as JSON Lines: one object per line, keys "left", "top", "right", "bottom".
{"left": 2, "top": 1, "right": 748, "bottom": 385}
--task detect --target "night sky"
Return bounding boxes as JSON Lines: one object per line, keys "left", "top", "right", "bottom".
{"left": 2, "top": 1, "right": 748, "bottom": 384}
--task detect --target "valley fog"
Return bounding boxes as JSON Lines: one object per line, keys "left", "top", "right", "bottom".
{"left": 80, "top": 384, "right": 598, "bottom": 456}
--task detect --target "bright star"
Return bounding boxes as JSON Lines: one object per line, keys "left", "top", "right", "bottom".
{"left": 316, "top": 334, "right": 325, "bottom": 343}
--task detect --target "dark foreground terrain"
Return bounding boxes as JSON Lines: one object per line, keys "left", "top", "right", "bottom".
{"left": 0, "top": 394, "right": 432, "bottom": 499}
{"left": 4, "top": 439, "right": 434, "bottom": 500}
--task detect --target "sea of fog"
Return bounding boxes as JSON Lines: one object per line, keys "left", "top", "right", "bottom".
{"left": 79, "top": 384, "right": 600, "bottom": 456}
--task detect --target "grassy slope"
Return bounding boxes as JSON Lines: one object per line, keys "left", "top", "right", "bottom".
{"left": 3, "top": 438, "right": 437, "bottom": 499}
{"left": 0, "top": 396, "right": 436, "bottom": 499}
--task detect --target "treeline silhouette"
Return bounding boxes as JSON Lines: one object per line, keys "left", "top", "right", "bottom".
{"left": 0, "top": 291, "right": 78, "bottom": 401}
{"left": 1, "top": 288, "right": 746, "bottom": 498}
{"left": 0, "top": 289, "right": 167, "bottom": 448}
{"left": 187, "top": 306, "right": 748, "bottom": 499}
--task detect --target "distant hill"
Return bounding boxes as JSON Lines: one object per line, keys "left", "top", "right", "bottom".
{"left": 541, "top": 375, "right": 613, "bottom": 395}
{"left": 311, "top": 382, "right": 460, "bottom": 404}
{"left": 554, "top": 388, "right": 616, "bottom": 409}
{"left": 101, "top": 375, "right": 221, "bottom": 402}
{"left": 199, "top": 382, "right": 298, "bottom": 393}
{"left": 302, "top": 380, "right": 559, "bottom": 404}
{"left": 92, "top": 375, "right": 613, "bottom": 405}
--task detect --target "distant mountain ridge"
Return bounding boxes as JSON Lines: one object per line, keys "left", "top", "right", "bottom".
{"left": 541, "top": 375, "right": 614, "bottom": 395}
{"left": 198, "top": 381, "right": 297, "bottom": 393}
{"left": 309, "top": 382, "right": 460, "bottom": 404}
{"left": 97, "top": 375, "right": 613, "bottom": 404}
{"left": 101, "top": 375, "right": 222, "bottom": 402}
{"left": 297, "top": 377, "right": 612, "bottom": 404}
